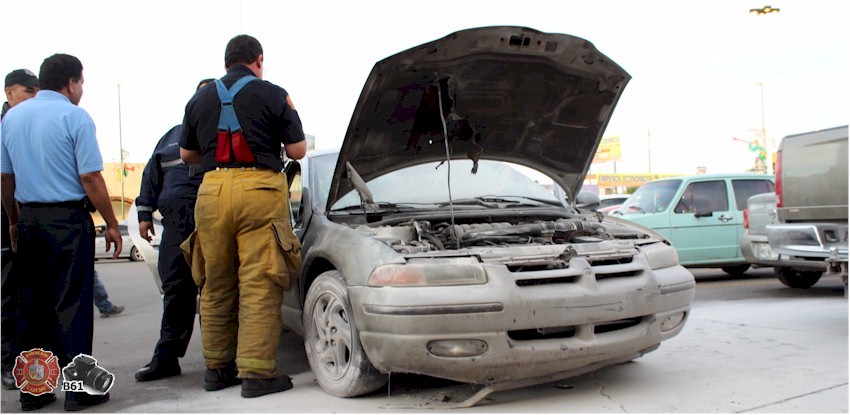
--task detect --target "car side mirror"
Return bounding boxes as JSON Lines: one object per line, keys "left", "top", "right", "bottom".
{"left": 576, "top": 191, "right": 600, "bottom": 210}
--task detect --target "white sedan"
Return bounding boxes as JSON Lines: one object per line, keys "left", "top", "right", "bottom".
{"left": 94, "top": 222, "right": 143, "bottom": 261}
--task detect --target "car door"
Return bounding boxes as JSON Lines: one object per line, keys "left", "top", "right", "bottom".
{"left": 669, "top": 179, "right": 738, "bottom": 264}
{"left": 731, "top": 178, "right": 776, "bottom": 247}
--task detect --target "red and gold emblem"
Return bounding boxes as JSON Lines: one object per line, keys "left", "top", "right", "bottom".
{"left": 13, "top": 348, "right": 61, "bottom": 395}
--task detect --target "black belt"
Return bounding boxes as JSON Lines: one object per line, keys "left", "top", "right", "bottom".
{"left": 21, "top": 199, "right": 92, "bottom": 212}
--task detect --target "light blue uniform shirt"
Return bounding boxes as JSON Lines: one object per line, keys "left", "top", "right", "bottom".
{"left": 0, "top": 90, "right": 103, "bottom": 203}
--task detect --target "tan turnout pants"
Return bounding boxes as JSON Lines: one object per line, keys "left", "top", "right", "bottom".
{"left": 190, "top": 168, "right": 301, "bottom": 378}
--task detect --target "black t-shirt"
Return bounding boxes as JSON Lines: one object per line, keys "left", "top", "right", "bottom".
{"left": 179, "top": 65, "right": 305, "bottom": 173}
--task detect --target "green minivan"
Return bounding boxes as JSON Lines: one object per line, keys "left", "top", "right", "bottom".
{"left": 612, "top": 173, "right": 774, "bottom": 275}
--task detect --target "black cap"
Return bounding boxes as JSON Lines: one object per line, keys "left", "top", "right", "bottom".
{"left": 5, "top": 69, "right": 39, "bottom": 88}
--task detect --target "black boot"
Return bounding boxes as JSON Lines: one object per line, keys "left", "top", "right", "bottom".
{"left": 2, "top": 367, "right": 16, "bottom": 390}
{"left": 241, "top": 376, "right": 293, "bottom": 398}
{"left": 20, "top": 392, "right": 57, "bottom": 411}
{"left": 134, "top": 359, "right": 181, "bottom": 381}
{"left": 204, "top": 362, "right": 241, "bottom": 391}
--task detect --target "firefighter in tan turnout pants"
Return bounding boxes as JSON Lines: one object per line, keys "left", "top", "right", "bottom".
{"left": 179, "top": 34, "right": 307, "bottom": 398}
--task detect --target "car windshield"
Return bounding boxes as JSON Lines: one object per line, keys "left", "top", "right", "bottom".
{"left": 311, "top": 156, "right": 560, "bottom": 211}
{"left": 617, "top": 180, "right": 681, "bottom": 214}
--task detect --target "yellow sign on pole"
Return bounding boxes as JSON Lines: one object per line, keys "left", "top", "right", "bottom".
{"left": 593, "top": 136, "right": 621, "bottom": 164}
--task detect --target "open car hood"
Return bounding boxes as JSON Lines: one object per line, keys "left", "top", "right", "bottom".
{"left": 327, "top": 26, "right": 630, "bottom": 211}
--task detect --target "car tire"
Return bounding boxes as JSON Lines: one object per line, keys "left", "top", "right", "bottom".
{"left": 303, "top": 270, "right": 386, "bottom": 398}
{"left": 720, "top": 264, "right": 750, "bottom": 275}
{"left": 129, "top": 246, "right": 143, "bottom": 262}
{"left": 775, "top": 267, "right": 823, "bottom": 289}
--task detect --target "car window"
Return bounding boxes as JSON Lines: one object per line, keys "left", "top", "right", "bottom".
{"left": 620, "top": 180, "right": 681, "bottom": 213}
{"left": 310, "top": 153, "right": 339, "bottom": 212}
{"left": 288, "top": 169, "right": 303, "bottom": 222}
{"left": 731, "top": 179, "right": 775, "bottom": 211}
{"left": 674, "top": 186, "right": 694, "bottom": 214}
{"left": 682, "top": 180, "right": 728, "bottom": 214}
{"left": 316, "top": 159, "right": 559, "bottom": 210}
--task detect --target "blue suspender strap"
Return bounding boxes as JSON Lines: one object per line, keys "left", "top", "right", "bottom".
{"left": 215, "top": 75, "right": 256, "bottom": 133}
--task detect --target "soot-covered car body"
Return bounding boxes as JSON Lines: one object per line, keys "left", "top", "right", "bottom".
{"left": 282, "top": 26, "right": 695, "bottom": 400}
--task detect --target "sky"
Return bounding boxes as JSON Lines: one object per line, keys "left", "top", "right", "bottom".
{"left": 2, "top": 0, "right": 847, "bottom": 176}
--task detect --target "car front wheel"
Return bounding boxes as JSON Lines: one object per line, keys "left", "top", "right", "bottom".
{"left": 129, "top": 246, "right": 143, "bottom": 262}
{"left": 720, "top": 264, "right": 750, "bottom": 275}
{"left": 775, "top": 267, "right": 823, "bottom": 289}
{"left": 303, "top": 270, "right": 386, "bottom": 397}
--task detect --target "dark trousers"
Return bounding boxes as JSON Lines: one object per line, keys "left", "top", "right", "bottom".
{"left": 15, "top": 205, "right": 95, "bottom": 370}
{"left": 1, "top": 248, "right": 17, "bottom": 371}
{"left": 152, "top": 218, "right": 198, "bottom": 363}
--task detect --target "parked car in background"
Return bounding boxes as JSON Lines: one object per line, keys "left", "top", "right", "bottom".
{"left": 94, "top": 222, "right": 143, "bottom": 262}
{"left": 740, "top": 192, "right": 779, "bottom": 269}
{"left": 597, "top": 194, "right": 629, "bottom": 214}
{"left": 764, "top": 126, "right": 848, "bottom": 290}
{"left": 613, "top": 173, "right": 774, "bottom": 275}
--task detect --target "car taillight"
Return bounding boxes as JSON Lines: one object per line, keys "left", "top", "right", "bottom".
{"left": 743, "top": 208, "right": 749, "bottom": 229}
{"left": 775, "top": 150, "right": 783, "bottom": 207}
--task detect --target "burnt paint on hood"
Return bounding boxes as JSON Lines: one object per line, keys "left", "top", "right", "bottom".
{"left": 327, "top": 26, "right": 630, "bottom": 211}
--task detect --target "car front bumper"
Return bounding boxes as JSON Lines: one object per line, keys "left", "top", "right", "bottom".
{"left": 349, "top": 255, "right": 694, "bottom": 384}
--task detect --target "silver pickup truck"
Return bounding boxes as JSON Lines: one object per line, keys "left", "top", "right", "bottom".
{"left": 742, "top": 126, "right": 848, "bottom": 290}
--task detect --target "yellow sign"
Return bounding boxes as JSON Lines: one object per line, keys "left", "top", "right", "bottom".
{"left": 596, "top": 173, "right": 681, "bottom": 187}
{"left": 593, "top": 136, "right": 621, "bottom": 163}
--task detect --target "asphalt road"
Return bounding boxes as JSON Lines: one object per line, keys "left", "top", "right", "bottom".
{"left": 1, "top": 262, "right": 846, "bottom": 413}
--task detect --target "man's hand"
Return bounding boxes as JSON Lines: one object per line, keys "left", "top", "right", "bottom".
{"left": 139, "top": 220, "right": 156, "bottom": 242}
{"left": 104, "top": 225, "right": 123, "bottom": 260}
{"left": 8, "top": 225, "right": 17, "bottom": 253}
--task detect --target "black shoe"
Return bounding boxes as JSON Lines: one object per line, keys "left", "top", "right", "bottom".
{"left": 64, "top": 392, "right": 109, "bottom": 411}
{"left": 100, "top": 305, "right": 125, "bottom": 318}
{"left": 134, "top": 360, "right": 181, "bottom": 381}
{"left": 2, "top": 368, "right": 16, "bottom": 390}
{"left": 20, "top": 392, "right": 57, "bottom": 411}
{"left": 241, "top": 376, "right": 293, "bottom": 398}
{"left": 204, "top": 362, "right": 241, "bottom": 391}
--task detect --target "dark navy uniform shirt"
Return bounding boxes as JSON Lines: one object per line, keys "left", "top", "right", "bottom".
{"left": 179, "top": 65, "right": 305, "bottom": 173}
{"left": 136, "top": 125, "right": 203, "bottom": 225}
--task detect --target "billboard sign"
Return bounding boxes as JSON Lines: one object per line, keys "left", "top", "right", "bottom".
{"left": 593, "top": 136, "right": 621, "bottom": 163}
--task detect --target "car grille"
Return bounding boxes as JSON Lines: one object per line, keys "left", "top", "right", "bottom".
{"left": 511, "top": 256, "right": 641, "bottom": 286}
{"left": 507, "top": 316, "right": 645, "bottom": 340}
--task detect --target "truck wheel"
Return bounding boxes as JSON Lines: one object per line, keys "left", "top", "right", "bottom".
{"left": 721, "top": 264, "right": 750, "bottom": 275}
{"left": 775, "top": 267, "right": 823, "bottom": 289}
{"left": 303, "top": 271, "right": 386, "bottom": 397}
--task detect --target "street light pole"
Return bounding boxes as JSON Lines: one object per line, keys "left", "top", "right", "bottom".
{"left": 647, "top": 125, "right": 652, "bottom": 174}
{"left": 750, "top": 5, "right": 779, "bottom": 174}
{"left": 117, "top": 82, "right": 125, "bottom": 220}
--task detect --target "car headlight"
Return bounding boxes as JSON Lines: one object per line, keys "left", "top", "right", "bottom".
{"left": 639, "top": 242, "right": 679, "bottom": 270}
{"left": 367, "top": 257, "right": 487, "bottom": 287}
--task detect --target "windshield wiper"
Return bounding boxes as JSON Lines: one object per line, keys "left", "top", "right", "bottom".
{"left": 332, "top": 202, "right": 407, "bottom": 212}
{"left": 437, "top": 196, "right": 558, "bottom": 208}
{"left": 626, "top": 205, "right": 646, "bottom": 214}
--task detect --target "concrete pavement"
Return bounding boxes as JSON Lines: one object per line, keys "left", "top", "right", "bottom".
{"left": 0, "top": 262, "right": 846, "bottom": 412}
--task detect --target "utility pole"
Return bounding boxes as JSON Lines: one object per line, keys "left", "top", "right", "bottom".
{"left": 647, "top": 125, "right": 652, "bottom": 174}
{"left": 117, "top": 82, "right": 125, "bottom": 220}
{"left": 750, "top": 5, "right": 779, "bottom": 174}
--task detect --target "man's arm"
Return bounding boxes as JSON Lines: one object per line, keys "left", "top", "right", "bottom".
{"left": 79, "top": 171, "right": 122, "bottom": 259}
{"left": 1, "top": 174, "right": 19, "bottom": 252}
{"left": 180, "top": 147, "right": 201, "bottom": 164}
{"left": 284, "top": 140, "right": 307, "bottom": 161}
{"left": 136, "top": 151, "right": 163, "bottom": 242}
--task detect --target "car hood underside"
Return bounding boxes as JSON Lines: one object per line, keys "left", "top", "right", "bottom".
{"left": 327, "top": 26, "right": 630, "bottom": 211}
